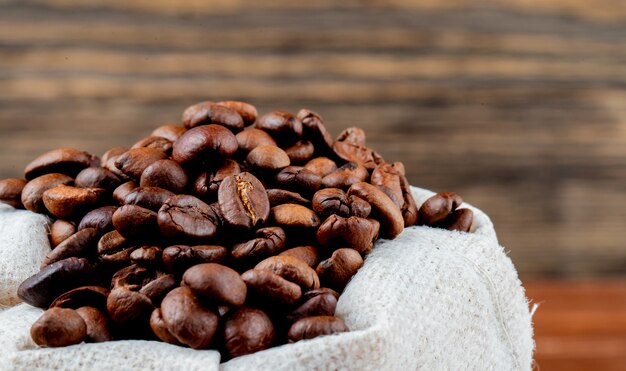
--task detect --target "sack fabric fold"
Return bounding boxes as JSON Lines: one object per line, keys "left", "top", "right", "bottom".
{"left": 0, "top": 187, "right": 534, "bottom": 371}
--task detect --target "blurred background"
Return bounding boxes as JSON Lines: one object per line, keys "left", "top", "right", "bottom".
{"left": 1, "top": 0, "right": 625, "bottom": 369}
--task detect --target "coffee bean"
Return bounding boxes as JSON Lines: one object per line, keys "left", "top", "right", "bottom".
{"left": 285, "top": 140, "right": 315, "bottom": 164}
{"left": 274, "top": 166, "right": 322, "bottom": 194}
{"left": 101, "top": 147, "right": 127, "bottom": 167}
{"left": 112, "top": 181, "right": 138, "bottom": 204}
{"left": 49, "top": 219, "right": 77, "bottom": 248}
{"left": 110, "top": 264, "right": 152, "bottom": 290}
{"left": 43, "top": 185, "right": 106, "bottom": 219}
{"left": 21, "top": 173, "right": 73, "bottom": 213}
{"left": 49, "top": 286, "right": 109, "bottom": 311}
{"left": 332, "top": 141, "right": 381, "bottom": 171}
{"left": 131, "top": 136, "right": 173, "bottom": 154}
{"left": 267, "top": 189, "right": 310, "bottom": 207}
{"left": 114, "top": 148, "right": 169, "bottom": 179}
{"left": 75, "top": 306, "right": 113, "bottom": 343}
{"left": 150, "top": 308, "right": 181, "bottom": 345}
{"left": 256, "top": 111, "right": 302, "bottom": 145}
{"left": 124, "top": 186, "right": 174, "bottom": 212}
{"left": 217, "top": 101, "right": 258, "bottom": 126}
{"left": 417, "top": 192, "right": 464, "bottom": 226}
{"left": 241, "top": 269, "right": 302, "bottom": 306}
{"left": 151, "top": 124, "right": 187, "bottom": 142}
{"left": 287, "top": 316, "right": 348, "bottom": 343}
{"left": 130, "top": 246, "right": 163, "bottom": 267}
{"left": 75, "top": 167, "right": 121, "bottom": 191}
{"left": 183, "top": 263, "right": 247, "bottom": 306}
{"left": 303, "top": 157, "right": 337, "bottom": 178}
{"left": 139, "top": 273, "right": 177, "bottom": 306}
{"left": 312, "top": 188, "right": 351, "bottom": 219}
{"left": 235, "top": 128, "right": 277, "bottom": 154}
{"left": 24, "top": 148, "right": 99, "bottom": 180}
{"left": 270, "top": 204, "right": 320, "bottom": 229}
{"left": 336, "top": 127, "right": 366, "bottom": 146}
{"left": 347, "top": 182, "right": 404, "bottom": 239}
{"left": 286, "top": 292, "right": 337, "bottom": 325}
{"left": 231, "top": 226, "right": 287, "bottom": 261}
{"left": 162, "top": 245, "right": 228, "bottom": 273}
{"left": 182, "top": 101, "right": 244, "bottom": 132}
{"left": 302, "top": 287, "right": 340, "bottom": 302}
{"left": 223, "top": 307, "right": 274, "bottom": 359}
{"left": 321, "top": 162, "right": 369, "bottom": 189}
{"left": 158, "top": 195, "right": 219, "bottom": 241}
{"left": 192, "top": 159, "right": 240, "bottom": 200}
{"left": 97, "top": 230, "right": 135, "bottom": 265}
{"left": 172, "top": 124, "right": 238, "bottom": 165}
{"left": 316, "top": 248, "right": 364, "bottom": 291}
{"left": 31, "top": 307, "right": 87, "bottom": 347}
{"left": 78, "top": 206, "right": 118, "bottom": 233}
{"left": 246, "top": 145, "right": 290, "bottom": 171}
{"left": 107, "top": 286, "right": 155, "bottom": 325}
{"left": 297, "top": 109, "right": 334, "bottom": 154}
{"left": 316, "top": 215, "right": 379, "bottom": 255}
{"left": 0, "top": 178, "right": 27, "bottom": 208}
{"left": 437, "top": 207, "right": 474, "bottom": 232}
{"left": 140, "top": 159, "right": 188, "bottom": 193}
{"left": 255, "top": 256, "right": 320, "bottom": 291}
{"left": 279, "top": 246, "right": 320, "bottom": 268}
{"left": 218, "top": 172, "right": 270, "bottom": 230}
{"left": 42, "top": 227, "right": 99, "bottom": 267}
{"left": 370, "top": 163, "right": 403, "bottom": 209}
{"left": 112, "top": 204, "right": 160, "bottom": 239}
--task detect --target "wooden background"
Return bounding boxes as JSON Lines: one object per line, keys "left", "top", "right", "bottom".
{"left": 1, "top": 0, "right": 625, "bottom": 279}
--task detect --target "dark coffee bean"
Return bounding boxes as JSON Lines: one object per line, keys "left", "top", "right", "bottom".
{"left": 114, "top": 148, "right": 168, "bottom": 179}
{"left": 192, "top": 159, "right": 240, "bottom": 200}
{"left": 270, "top": 204, "right": 320, "bottom": 229}
{"left": 286, "top": 292, "right": 337, "bottom": 325}
{"left": 321, "top": 162, "right": 369, "bottom": 189}
{"left": 316, "top": 248, "right": 364, "bottom": 291}
{"left": 138, "top": 273, "right": 177, "bottom": 306}
{"left": 162, "top": 245, "right": 228, "bottom": 273}
{"left": 312, "top": 188, "right": 350, "bottom": 219}
{"left": 279, "top": 246, "right": 320, "bottom": 268}
{"left": 183, "top": 263, "right": 247, "bottom": 306}
{"left": 0, "top": 178, "right": 27, "bottom": 208}
{"left": 160, "top": 286, "right": 219, "bottom": 349}
{"left": 97, "top": 230, "right": 136, "bottom": 265}
{"left": 75, "top": 167, "right": 121, "bottom": 191}
{"left": 49, "top": 219, "right": 76, "bottom": 248}
{"left": 332, "top": 141, "right": 381, "bottom": 171}
{"left": 274, "top": 166, "right": 322, "bottom": 194}
{"left": 267, "top": 189, "right": 310, "bottom": 207}
{"left": 150, "top": 308, "right": 181, "bottom": 345}
{"left": 302, "top": 287, "right": 340, "bottom": 302}
{"left": 21, "top": 173, "right": 73, "bottom": 213}
{"left": 110, "top": 264, "right": 152, "bottom": 290}
{"left": 371, "top": 163, "right": 404, "bottom": 209}
{"left": 438, "top": 208, "right": 474, "bottom": 232}
{"left": 347, "top": 182, "right": 404, "bottom": 239}
{"left": 393, "top": 163, "right": 418, "bottom": 227}
{"left": 255, "top": 111, "right": 302, "bottom": 145}
{"left": 218, "top": 172, "right": 270, "bottom": 230}
{"left": 316, "top": 215, "right": 379, "bottom": 255}
{"left": 158, "top": 195, "right": 219, "bottom": 241}
{"left": 285, "top": 140, "right": 315, "bottom": 164}
{"left": 140, "top": 159, "right": 188, "bottom": 193}
{"left": 241, "top": 269, "right": 302, "bottom": 306}
{"left": 24, "top": 148, "right": 99, "bottom": 180}
{"left": 31, "top": 307, "right": 87, "bottom": 347}
{"left": 217, "top": 101, "right": 258, "bottom": 126}
{"left": 223, "top": 307, "right": 274, "bottom": 359}
{"left": 417, "top": 192, "right": 464, "bottom": 226}
{"left": 151, "top": 124, "right": 187, "bottom": 142}
{"left": 75, "top": 306, "right": 113, "bottom": 343}
{"left": 231, "top": 227, "right": 287, "bottom": 261}
{"left": 296, "top": 109, "right": 334, "bottom": 154}
{"left": 303, "top": 157, "right": 337, "bottom": 178}
{"left": 131, "top": 136, "right": 173, "bottom": 154}
{"left": 107, "top": 286, "right": 155, "bottom": 325}
{"left": 348, "top": 195, "right": 372, "bottom": 218}
{"left": 43, "top": 184, "right": 106, "bottom": 219}
{"left": 255, "top": 256, "right": 320, "bottom": 291}
{"left": 182, "top": 101, "right": 244, "bottom": 132}
{"left": 287, "top": 316, "right": 348, "bottom": 343}
{"left": 49, "top": 286, "right": 109, "bottom": 311}
{"left": 112, "top": 181, "right": 138, "bottom": 204}
{"left": 17, "top": 257, "right": 94, "bottom": 308}
{"left": 42, "top": 227, "right": 99, "bottom": 267}
{"left": 101, "top": 147, "right": 127, "bottom": 167}
{"left": 78, "top": 206, "right": 118, "bottom": 233}
{"left": 246, "top": 145, "right": 290, "bottom": 171}
{"left": 235, "top": 128, "right": 277, "bottom": 154}
{"left": 172, "top": 124, "right": 238, "bottom": 165}
{"left": 124, "top": 186, "right": 174, "bottom": 212}
{"left": 130, "top": 246, "right": 163, "bottom": 267}
{"left": 112, "top": 204, "right": 160, "bottom": 239}
{"left": 336, "top": 127, "right": 366, "bottom": 146}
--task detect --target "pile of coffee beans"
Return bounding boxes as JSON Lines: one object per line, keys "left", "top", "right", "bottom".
{"left": 0, "top": 101, "right": 474, "bottom": 359}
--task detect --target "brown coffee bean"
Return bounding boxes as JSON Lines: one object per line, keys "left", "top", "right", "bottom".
{"left": 332, "top": 141, "right": 381, "bottom": 171}
{"left": 256, "top": 111, "right": 302, "bottom": 145}
{"left": 371, "top": 163, "right": 404, "bottom": 209}
{"left": 140, "top": 159, "right": 188, "bottom": 193}
{"left": 78, "top": 206, "right": 118, "bottom": 233}
{"left": 241, "top": 269, "right": 302, "bottom": 306}
{"left": 113, "top": 204, "right": 160, "bottom": 239}
{"left": 316, "top": 248, "right": 364, "bottom": 291}
{"left": 218, "top": 172, "right": 270, "bottom": 230}
{"left": 286, "top": 292, "right": 337, "bottom": 324}
{"left": 0, "top": 178, "right": 27, "bottom": 208}
{"left": 49, "top": 219, "right": 77, "bottom": 248}
{"left": 107, "top": 286, "right": 155, "bottom": 325}
{"left": 279, "top": 246, "right": 320, "bottom": 268}
{"left": 192, "top": 159, "right": 240, "bottom": 200}
{"left": 110, "top": 264, "right": 152, "bottom": 290}
{"left": 151, "top": 124, "right": 187, "bottom": 142}
{"left": 43, "top": 185, "right": 106, "bottom": 219}
{"left": 274, "top": 166, "right": 322, "bottom": 194}
{"left": 182, "top": 101, "right": 244, "bottom": 132}
{"left": 160, "top": 286, "right": 219, "bottom": 349}
{"left": 162, "top": 245, "right": 228, "bottom": 273}
{"left": 417, "top": 192, "right": 464, "bottom": 226}
{"left": 223, "top": 307, "right": 274, "bottom": 359}
{"left": 97, "top": 230, "right": 135, "bottom": 265}
{"left": 124, "top": 186, "right": 174, "bottom": 212}
{"left": 235, "top": 128, "right": 277, "bottom": 154}
{"left": 302, "top": 287, "right": 340, "bottom": 302}
{"left": 312, "top": 188, "right": 350, "bottom": 219}
{"left": 131, "top": 136, "right": 173, "bottom": 154}
{"left": 347, "top": 182, "right": 404, "bottom": 239}
{"left": 267, "top": 189, "right": 310, "bottom": 207}
{"left": 112, "top": 180, "right": 138, "bottom": 204}
{"left": 114, "top": 148, "right": 168, "bottom": 179}
{"left": 24, "top": 148, "right": 99, "bottom": 180}
{"left": 75, "top": 167, "right": 121, "bottom": 191}
{"left": 316, "top": 215, "right": 379, "bottom": 255}
{"left": 321, "top": 162, "right": 369, "bottom": 189}
{"left": 18, "top": 257, "right": 94, "bottom": 308}
{"left": 101, "top": 147, "right": 127, "bottom": 167}
{"left": 285, "top": 140, "right": 315, "bottom": 164}
{"left": 42, "top": 227, "right": 99, "bottom": 267}
{"left": 49, "top": 286, "right": 109, "bottom": 311}
{"left": 231, "top": 226, "right": 287, "bottom": 261}
{"left": 150, "top": 308, "right": 181, "bottom": 345}
{"left": 217, "top": 101, "right": 258, "bottom": 126}
{"left": 303, "top": 157, "right": 337, "bottom": 178}
{"left": 336, "top": 127, "right": 366, "bottom": 146}
{"left": 75, "top": 306, "right": 113, "bottom": 343}
{"left": 172, "top": 124, "right": 238, "bottom": 165}
{"left": 297, "top": 109, "right": 334, "bottom": 154}
{"left": 31, "top": 307, "right": 87, "bottom": 347}
{"left": 270, "top": 204, "right": 320, "bottom": 229}
{"left": 21, "top": 173, "right": 73, "bottom": 213}
{"left": 158, "top": 195, "right": 219, "bottom": 241}
{"left": 255, "top": 255, "right": 320, "bottom": 291}
{"left": 287, "top": 316, "right": 348, "bottom": 343}
{"left": 348, "top": 195, "right": 372, "bottom": 218}
{"left": 139, "top": 273, "right": 177, "bottom": 306}
{"left": 246, "top": 145, "right": 290, "bottom": 171}
{"left": 438, "top": 208, "right": 474, "bottom": 232}
{"left": 183, "top": 263, "right": 247, "bottom": 306}
{"left": 130, "top": 246, "right": 163, "bottom": 267}
{"left": 396, "top": 167, "right": 418, "bottom": 227}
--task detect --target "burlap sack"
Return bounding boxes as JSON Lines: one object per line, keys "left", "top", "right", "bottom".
{"left": 0, "top": 187, "right": 534, "bottom": 371}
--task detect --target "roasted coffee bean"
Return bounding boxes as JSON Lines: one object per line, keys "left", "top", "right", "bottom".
{"left": 160, "top": 286, "right": 219, "bottom": 349}
{"left": 18, "top": 257, "right": 94, "bottom": 308}
{"left": 246, "top": 145, "right": 290, "bottom": 171}
{"left": 348, "top": 195, "right": 372, "bottom": 218}
{"left": 297, "top": 109, "right": 334, "bottom": 154}
{"left": 130, "top": 246, "right": 163, "bottom": 267}
{"left": 42, "top": 227, "right": 99, "bottom": 267}
{"left": 162, "top": 245, "right": 228, "bottom": 273}
{"left": 97, "top": 230, "right": 135, "bottom": 264}
{"left": 279, "top": 246, "right": 321, "bottom": 268}
{"left": 241, "top": 269, "right": 302, "bottom": 306}
{"left": 312, "top": 188, "right": 350, "bottom": 219}
{"left": 75, "top": 306, "right": 113, "bottom": 343}
{"left": 75, "top": 167, "right": 121, "bottom": 191}
{"left": 139, "top": 273, "right": 177, "bottom": 305}
{"left": 49, "top": 286, "right": 109, "bottom": 310}
{"left": 124, "top": 186, "right": 174, "bottom": 212}
{"left": 255, "top": 111, "right": 302, "bottom": 145}
{"left": 286, "top": 292, "right": 337, "bottom": 324}
{"left": 274, "top": 166, "right": 322, "bottom": 194}
{"left": 235, "top": 128, "right": 277, "bottom": 154}
{"left": 78, "top": 206, "right": 118, "bottom": 233}
{"left": 43, "top": 184, "right": 106, "bottom": 219}
{"left": 437, "top": 208, "right": 474, "bottom": 232}
{"left": 101, "top": 147, "right": 128, "bottom": 167}
{"left": 417, "top": 192, "right": 464, "bottom": 226}
{"left": 316, "top": 248, "right": 364, "bottom": 291}
{"left": 112, "top": 204, "right": 160, "bottom": 239}
{"left": 217, "top": 101, "right": 258, "bottom": 126}
{"left": 192, "top": 159, "right": 240, "bottom": 200}
{"left": 316, "top": 215, "right": 379, "bottom": 255}
{"left": 348, "top": 182, "right": 404, "bottom": 239}
{"left": 131, "top": 136, "right": 173, "bottom": 154}
{"left": 231, "top": 227, "right": 287, "bottom": 261}
{"left": 112, "top": 181, "right": 138, "bottom": 204}
{"left": 332, "top": 141, "right": 380, "bottom": 171}
{"left": 24, "top": 148, "right": 99, "bottom": 180}
{"left": 218, "top": 172, "right": 270, "bottom": 230}
{"left": 21, "top": 173, "right": 73, "bottom": 213}
{"left": 287, "top": 316, "right": 349, "bottom": 343}
{"left": 371, "top": 163, "right": 403, "bottom": 209}
{"left": 302, "top": 287, "right": 340, "bottom": 302}
{"left": 183, "top": 263, "right": 247, "bottom": 306}
{"left": 270, "top": 204, "right": 320, "bottom": 229}
{"left": 223, "top": 307, "right": 274, "bottom": 359}
{"left": 267, "top": 189, "right": 310, "bottom": 207}
{"left": 158, "top": 195, "right": 219, "bottom": 241}
{"left": 107, "top": 286, "right": 155, "bottom": 325}
{"left": 172, "top": 124, "right": 238, "bottom": 165}
{"left": 110, "top": 264, "right": 152, "bottom": 290}
{"left": 182, "top": 101, "right": 244, "bottom": 132}
{"left": 303, "top": 157, "right": 337, "bottom": 178}
{"left": 49, "top": 219, "right": 77, "bottom": 248}
{"left": 395, "top": 167, "right": 418, "bottom": 227}
{"left": 31, "top": 307, "right": 87, "bottom": 347}
{"left": 255, "top": 256, "right": 320, "bottom": 291}
{"left": 0, "top": 178, "right": 27, "bottom": 208}
{"left": 150, "top": 308, "right": 181, "bottom": 345}
{"left": 321, "top": 162, "right": 369, "bottom": 189}
{"left": 151, "top": 124, "right": 187, "bottom": 142}
{"left": 114, "top": 148, "right": 168, "bottom": 179}
{"left": 140, "top": 159, "right": 188, "bottom": 193}
{"left": 336, "top": 127, "right": 366, "bottom": 146}
{"left": 285, "top": 140, "right": 315, "bottom": 164}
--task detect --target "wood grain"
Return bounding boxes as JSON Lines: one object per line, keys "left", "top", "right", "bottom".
{"left": 1, "top": 0, "right": 625, "bottom": 278}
